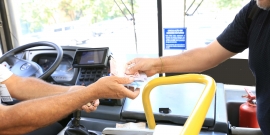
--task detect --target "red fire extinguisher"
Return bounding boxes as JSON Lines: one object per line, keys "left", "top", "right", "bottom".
{"left": 239, "top": 87, "right": 259, "bottom": 128}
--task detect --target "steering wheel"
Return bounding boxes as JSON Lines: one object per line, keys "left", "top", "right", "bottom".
{"left": 0, "top": 41, "right": 63, "bottom": 80}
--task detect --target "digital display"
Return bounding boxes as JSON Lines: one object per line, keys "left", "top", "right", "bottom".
{"left": 79, "top": 50, "right": 105, "bottom": 64}
{"left": 72, "top": 48, "right": 109, "bottom": 67}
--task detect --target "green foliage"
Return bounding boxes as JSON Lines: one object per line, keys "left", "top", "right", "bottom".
{"left": 20, "top": 0, "right": 137, "bottom": 33}
{"left": 58, "top": 0, "right": 92, "bottom": 20}
{"left": 212, "top": 0, "right": 250, "bottom": 10}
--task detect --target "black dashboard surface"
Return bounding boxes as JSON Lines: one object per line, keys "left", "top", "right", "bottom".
{"left": 30, "top": 46, "right": 111, "bottom": 85}
{"left": 25, "top": 46, "right": 90, "bottom": 85}
{"left": 38, "top": 55, "right": 75, "bottom": 82}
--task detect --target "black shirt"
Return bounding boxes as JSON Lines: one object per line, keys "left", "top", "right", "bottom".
{"left": 217, "top": 0, "right": 270, "bottom": 134}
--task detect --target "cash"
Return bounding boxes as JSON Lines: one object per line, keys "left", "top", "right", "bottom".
{"left": 110, "top": 58, "right": 147, "bottom": 82}
{"left": 110, "top": 58, "right": 147, "bottom": 90}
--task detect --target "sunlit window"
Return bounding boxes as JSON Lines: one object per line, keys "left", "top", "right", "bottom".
{"left": 7, "top": 0, "right": 250, "bottom": 58}
{"left": 8, "top": 0, "right": 158, "bottom": 56}
{"left": 185, "top": 0, "right": 250, "bottom": 59}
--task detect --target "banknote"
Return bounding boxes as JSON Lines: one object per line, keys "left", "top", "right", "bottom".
{"left": 110, "top": 58, "right": 147, "bottom": 82}
{"left": 110, "top": 58, "right": 147, "bottom": 91}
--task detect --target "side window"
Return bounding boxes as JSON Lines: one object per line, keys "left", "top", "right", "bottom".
{"left": 185, "top": 0, "right": 250, "bottom": 59}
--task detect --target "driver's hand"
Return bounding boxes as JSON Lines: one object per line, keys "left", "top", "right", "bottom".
{"left": 81, "top": 99, "right": 99, "bottom": 113}
{"left": 89, "top": 76, "right": 140, "bottom": 99}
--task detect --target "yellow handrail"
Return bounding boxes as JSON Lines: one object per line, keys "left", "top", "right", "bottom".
{"left": 142, "top": 74, "right": 216, "bottom": 135}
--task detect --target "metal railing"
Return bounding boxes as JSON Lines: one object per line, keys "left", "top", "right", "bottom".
{"left": 142, "top": 74, "right": 216, "bottom": 135}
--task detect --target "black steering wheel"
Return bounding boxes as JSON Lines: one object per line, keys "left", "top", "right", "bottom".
{"left": 0, "top": 41, "right": 63, "bottom": 80}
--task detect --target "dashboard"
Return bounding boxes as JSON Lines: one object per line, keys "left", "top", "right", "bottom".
{"left": 22, "top": 46, "right": 88, "bottom": 85}
{"left": 8, "top": 45, "right": 120, "bottom": 107}
{"left": 38, "top": 55, "right": 75, "bottom": 82}
{"left": 22, "top": 46, "right": 111, "bottom": 87}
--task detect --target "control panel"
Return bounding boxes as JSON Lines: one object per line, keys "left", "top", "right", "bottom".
{"left": 73, "top": 47, "right": 123, "bottom": 106}
{"left": 76, "top": 67, "right": 109, "bottom": 86}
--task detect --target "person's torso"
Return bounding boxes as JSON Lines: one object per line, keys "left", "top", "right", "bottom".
{"left": 248, "top": 9, "right": 270, "bottom": 100}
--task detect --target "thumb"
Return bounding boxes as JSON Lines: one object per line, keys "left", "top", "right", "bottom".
{"left": 125, "top": 87, "right": 140, "bottom": 99}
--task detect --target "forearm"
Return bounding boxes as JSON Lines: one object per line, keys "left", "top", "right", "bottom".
{"left": 0, "top": 85, "right": 97, "bottom": 134}
{"left": 4, "top": 75, "right": 71, "bottom": 100}
{"left": 158, "top": 42, "right": 235, "bottom": 73}
{"left": 161, "top": 47, "right": 216, "bottom": 73}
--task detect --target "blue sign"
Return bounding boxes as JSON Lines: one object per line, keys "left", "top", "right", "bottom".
{"left": 164, "top": 28, "right": 186, "bottom": 50}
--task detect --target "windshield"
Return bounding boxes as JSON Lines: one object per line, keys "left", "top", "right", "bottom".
{"left": 9, "top": 0, "right": 158, "bottom": 57}
{"left": 6, "top": 0, "right": 249, "bottom": 58}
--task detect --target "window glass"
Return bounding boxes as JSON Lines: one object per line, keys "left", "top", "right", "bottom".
{"left": 185, "top": 0, "right": 250, "bottom": 59}
{"left": 9, "top": 0, "right": 158, "bottom": 57}
{"left": 7, "top": 0, "right": 250, "bottom": 58}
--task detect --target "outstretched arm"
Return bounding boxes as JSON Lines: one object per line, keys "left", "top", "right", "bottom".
{"left": 4, "top": 74, "right": 72, "bottom": 100}
{"left": 126, "top": 40, "right": 236, "bottom": 76}
{"left": 0, "top": 76, "right": 139, "bottom": 134}
{"left": 4, "top": 74, "right": 100, "bottom": 113}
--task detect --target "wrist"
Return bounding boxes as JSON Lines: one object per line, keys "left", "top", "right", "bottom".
{"left": 86, "top": 84, "right": 100, "bottom": 99}
{"left": 153, "top": 58, "right": 163, "bottom": 74}
{"left": 159, "top": 57, "right": 163, "bottom": 73}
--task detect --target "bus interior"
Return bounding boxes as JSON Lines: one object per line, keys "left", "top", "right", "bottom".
{"left": 0, "top": 0, "right": 262, "bottom": 135}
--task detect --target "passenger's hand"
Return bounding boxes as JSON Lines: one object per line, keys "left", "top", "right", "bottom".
{"left": 81, "top": 99, "right": 100, "bottom": 113}
{"left": 125, "top": 58, "right": 160, "bottom": 77}
{"left": 90, "top": 76, "right": 140, "bottom": 99}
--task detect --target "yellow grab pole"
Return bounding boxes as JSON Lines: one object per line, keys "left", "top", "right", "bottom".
{"left": 142, "top": 74, "right": 216, "bottom": 135}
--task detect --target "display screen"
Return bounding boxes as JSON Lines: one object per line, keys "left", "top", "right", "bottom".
{"left": 79, "top": 50, "right": 105, "bottom": 64}
{"left": 72, "top": 48, "right": 109, "bottom": 67}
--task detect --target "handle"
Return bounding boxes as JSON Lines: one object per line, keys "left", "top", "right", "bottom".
{"left": 142, "top": 74, "right": 216, "bottom": 135}
{"left": 243, "top": 87, "right": 256, "bottom": 101}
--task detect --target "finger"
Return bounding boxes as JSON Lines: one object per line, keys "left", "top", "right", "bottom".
{"left": 82, "top": 105, "right": 91, "bottom": 113}
{"left": 114, "top": 76, "right": 134, "bottom": 85}
{"left": 82, "top": 104, "right": 97, "bottom": 113}
{"left": 126, "top": 59, "right": 136, "bottom": 65}
{"left": 125, "top": 60, "right": 139, "bottom": 74}
{"left": 90, "top": 105, "right": 97, "bottom": 111}
{"left": 86, "top": 102, "right": 95, "bottom": 108}
{"left": 92, "top": 99, "right": 100, "bottom": 107}
{"left": 135, "top": 87, "right": 140, "bottom": 91}
{"left": 127, "top": 63, "right": 136, "bottom": 70}
{"left": 129, "top": 86, "right": 135, "bottom": 92}
{"left": 124, "top": 87, "right": 140, "bottom": 99}
{"left": 90, "top": 106, "right": 97, "bottom": 111}
{"left": 87, "top": 102, "right": 92, "bottom": 107}
{"left": 125, "top": 64, "right": 137, "bottom": 74}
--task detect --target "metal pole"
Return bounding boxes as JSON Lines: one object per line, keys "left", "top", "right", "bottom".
{"left": 157, "top": 0, "right": 163, "bottom": 77}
